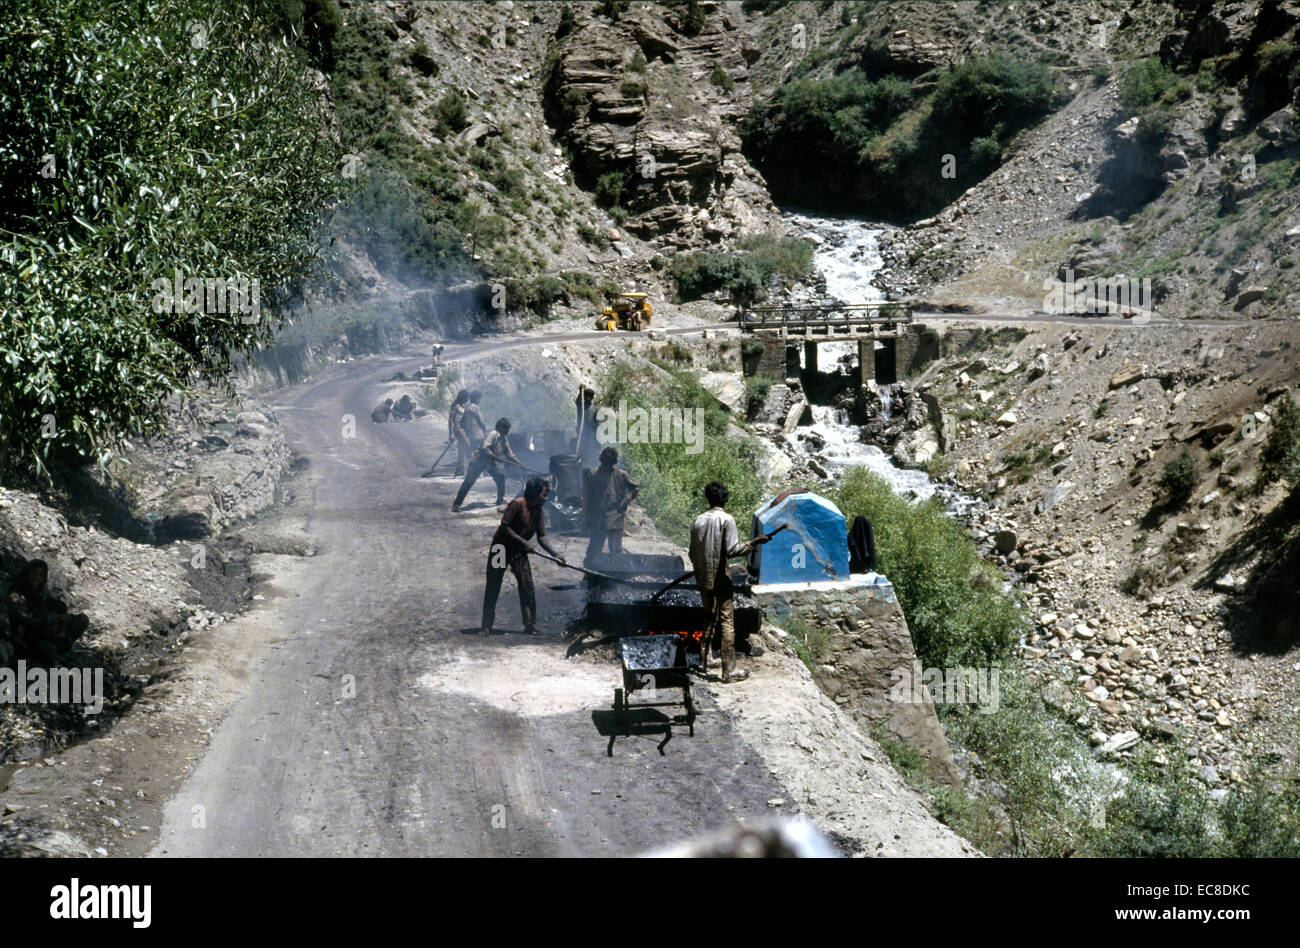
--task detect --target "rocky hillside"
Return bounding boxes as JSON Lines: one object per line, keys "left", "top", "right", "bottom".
{"left": 290, "top": 0, "right": 790, "bottom": 336}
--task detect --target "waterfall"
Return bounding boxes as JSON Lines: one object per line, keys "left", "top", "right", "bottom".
{"left": 878, "top": 384, "right": 894, "bottom": 422}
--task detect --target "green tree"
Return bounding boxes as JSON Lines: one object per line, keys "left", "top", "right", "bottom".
{"left": 0, "top": 0, "right": 348, "bottom": 472}
{"left": 680, "top": 1, "right": 706, "bottom": 37}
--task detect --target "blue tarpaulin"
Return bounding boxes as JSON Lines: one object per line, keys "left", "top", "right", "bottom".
{"left": 750, "top": 491, "right": 849, "bottom": 584}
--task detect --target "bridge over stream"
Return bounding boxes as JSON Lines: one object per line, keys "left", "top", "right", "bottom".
{"left": 739, "top": 301, "right": 933, "bottom": 386}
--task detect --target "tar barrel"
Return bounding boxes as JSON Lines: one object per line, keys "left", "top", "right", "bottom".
{"left": 549, "top": 453, "right": 583, "bottom": 505}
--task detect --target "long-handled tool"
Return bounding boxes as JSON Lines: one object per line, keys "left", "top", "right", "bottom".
{"left": 649, "top": 523, "right": 790, "bottom": 602}
{"left": 530, "top": 548, "right": 627, "bottom": 584}
{"left": 420, "top": 438, "right": 455, "bottom": 477}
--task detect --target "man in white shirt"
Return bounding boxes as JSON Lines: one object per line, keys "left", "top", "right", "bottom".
{"left": 688, "top": 481, "right": 770, "bottom": 683}
{"left": 453, "top": 417, "right": 523, "bottom": 511}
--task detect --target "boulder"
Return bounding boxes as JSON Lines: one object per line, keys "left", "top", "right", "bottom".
{"left": 1234, "top": 286, "right": 1267, "bottom": 309}
{"left": 1259, "top": 106, "right": 1294, "bottom": 144}
{"left": 1109, "top": 363, "right": 1146, "bottom": 389}
{"left": 1037, "top": 481, "right": 1074, "bottom": 514}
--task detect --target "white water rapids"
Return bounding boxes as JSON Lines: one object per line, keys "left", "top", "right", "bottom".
{"left": 779, "top": 208, "right": 955, "bottom": 504}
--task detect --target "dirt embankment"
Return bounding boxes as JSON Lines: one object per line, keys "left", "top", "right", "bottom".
{"left": 1, "top": 391, "right": 302, "bottom": 806}
{"left": 900, "top": 318, "right": 1300, "bottom": 782}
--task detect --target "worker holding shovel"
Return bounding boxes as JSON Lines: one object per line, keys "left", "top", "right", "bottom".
{"left": 453, "top": 417, "right": 523, "bottom": 511}
{"left": 480, "top": 477, "right": 566, "bottom": 636}
{"left": 688, "top": 481, "right": 772, "bottom": 683}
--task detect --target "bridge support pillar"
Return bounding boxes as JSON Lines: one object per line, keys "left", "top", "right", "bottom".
{"left": 751, "top": 335, "right": 797, "bottom": 381}
{"left": 857, "top": 339, "right": 875, "bottom": 386}
{"left": 895, "top": 326, "right": 919, "bottom": 379}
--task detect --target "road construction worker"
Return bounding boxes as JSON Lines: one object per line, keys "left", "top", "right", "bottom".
{"left": 5, "top": 559, "right": 90, "bottom": 666}
{"left": 453, "top": 417, "right": 523, "bottom": 511}
{"left": 463, "top": 390, "right": 488, "bottom": 446}
{"left": 371, "top": 398, "right": 393, "bottom": 423}
{"left": 575, "top": 386, "right": 600, "bottom": 461}
{"left": 391, "top": 394, "right": 415, "bottom": 421}
{"left": 448, "top": 390, "right": 471, "bottom": 476}
{"left": 480, "top": 477, "right": 566, "bottom": 636}
{"left": 583, "top": 446, "right": 638, "bottom": 562}
{"left": 688, "top": 481, "right": 771, "bottom": 682}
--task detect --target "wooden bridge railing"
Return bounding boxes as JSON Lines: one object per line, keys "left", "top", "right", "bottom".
{"left": 739, "top": 301, "right": 913, "bottom": 333}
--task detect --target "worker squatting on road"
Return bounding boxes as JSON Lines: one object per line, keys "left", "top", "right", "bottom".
{"left": 582, "top": 446, "right": 638, "bottom": 563}
{"left": 3, "top": 559, "right": 90, "bottom": 667}
{"left": 452, "top": 417, "right": 524, "bottom": 511}
{"left": 371, "top": 398, "right": 394, "bottom": 423}
{"left": 688, "top": 481, "right": 771, "bottom": 683}
{"left": 480, "top": 477, "right": 566, "bottom": 636}
{"left": 390, "top": 394, "right": 414, "bottom": 421}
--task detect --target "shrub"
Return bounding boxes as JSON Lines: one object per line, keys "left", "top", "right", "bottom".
{"left": 596, "top": 1, "right": 628, "bottom": 21}
{"left": 627, "top": 50, "right": 647, "bottom": 73}
{"left": 594, "top": 170, "right": 629, "bottom": 207}
{"left": 1119, "top": 56, "right": 1185, "bottom": 113}
{"left": 1258, "top": 394, "right": 1300, "bottom": 492}
{"left": 710, "top": 64, "right": 735, "bottom": 92}
{"left": 600, "top": 360, "right": 764, "bottom": 540}
{"left": 744, "top": 375, "right": 774, "bottom": 416}
{"left": 1095, "top": 749, "right": 1215, "bottom": 857}
{"left": 433, "top": 90, "right": 470, "bottom": 136}
{"left": 619, "top": 79, "right": 647, "bottom": 98}
{"left": 944, "top": 668, "right": 1107, "bottom": 856}
{"left": 1159, "top": 450, "right": 1199, "bottom": 508}
{"left": 930, "top": 53, "right": 1056, "bottom": 143}
{"left": 831, "top": 468, "right": 1025, "bottom": 668}
{"left": 1215, "top": 764, "right": 1300, "bottom": 857}
{"left": 503, "top": 275, "right": 568, "bottom": 316}
{"left": 556, "top": 5, "right": 577, "bottom": 40}
{"left": 667, "top": 235, "right": 814, "bottom": 304}
{"left": 742, "top": 71, "right": 914, "bottom": 173}
{"left": 679, "top": 0, "right": 706, "bottom": 37}
{"left": 558, "top": 86, "right": 592, "bottom": 125}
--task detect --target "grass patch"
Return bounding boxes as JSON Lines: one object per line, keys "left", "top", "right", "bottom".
{"left": 600, "top": 360, "right": 764, "bottom": 539}
{"left": 831, "top": 467, "right": 1025, "bottom": 669}
{"left": 783, "top": 616, "right": 831, "bottom": 671}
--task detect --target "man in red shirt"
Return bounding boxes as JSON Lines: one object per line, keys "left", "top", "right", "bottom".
{"left": 481, "top": 477, "right": 567, "bottom": 636}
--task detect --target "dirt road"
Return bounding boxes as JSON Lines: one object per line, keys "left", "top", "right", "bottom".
{"left": 151, "top": 344, "right": 789, "bottom": 857}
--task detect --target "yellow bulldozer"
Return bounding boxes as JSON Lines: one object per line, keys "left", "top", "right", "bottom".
{"left": 594, "top": 291, "right": 653, "bottom": 331}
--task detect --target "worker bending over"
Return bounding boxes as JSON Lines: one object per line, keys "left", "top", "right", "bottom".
{"left": 480, "top": 477, "right": 566, "bottom": 636}
{"left": 453, "top": 417, "right": 523, "bottom": 511}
